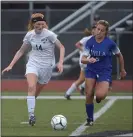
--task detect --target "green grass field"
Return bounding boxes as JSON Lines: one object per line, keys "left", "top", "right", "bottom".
{"left": 1, "top": 91, "right": 133, "bottom": 136}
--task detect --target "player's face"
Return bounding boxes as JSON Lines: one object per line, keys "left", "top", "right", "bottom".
{"left": 95, "top": 24, "right": 106, "bottom": 39}
{"left": 34, "top": 21, "right": 47, "bottom": 33}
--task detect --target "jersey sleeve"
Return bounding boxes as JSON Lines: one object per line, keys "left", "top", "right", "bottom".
{"left": 79, "top": 37, "right": 88, "bottom": 46}
{"left": 111, "top": 41, "right": 120, "bottom": 55}
{"left": 79, "top": 36, "right": 92, "bottom": 47}
{"left": 23, "top": 32, "right": 31, "bottom": 45}
{"left": 48, "top": 33, "right": 58, "bottom": 43}
{"left": 53, "top": 33, "right": 58, "bottom": 38}
{"left": 82, "top": 39, "right": 91, "bottom": 56}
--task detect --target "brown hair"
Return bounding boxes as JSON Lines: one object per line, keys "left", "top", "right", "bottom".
{"left": 96, "top": 20, "right": 110, "bottom": 32}
{"left": 27, "top": 13, "right": 45, "bottom": 31}
{"left": 83, "top": 28, "right": 92, "bottom": 36}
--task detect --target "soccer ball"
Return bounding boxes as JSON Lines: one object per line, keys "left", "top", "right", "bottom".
{"left": 51, "top": 115, "right": 67, "bottom": 130}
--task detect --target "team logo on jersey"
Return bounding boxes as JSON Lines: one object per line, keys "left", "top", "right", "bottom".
{"left": 41, "top": 38, "right": 48, "bottom": 43}
{"left": 91, "top": 50, "right": 106, "bottom": 56}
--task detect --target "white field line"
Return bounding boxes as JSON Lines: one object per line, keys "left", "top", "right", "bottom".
{"left": 116, "top": 133, "right": 133, "bottom": 136}
{"left": 1, "top": 96, "right": 132, "bottom": 100}
{"left": 69, "top": 98, "right": 117, "bottom": 136}
{"left": 20, "top": 121, "right": 29, "bottom": 124}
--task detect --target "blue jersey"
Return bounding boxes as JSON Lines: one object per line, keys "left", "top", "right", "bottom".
{"left": 83, "top": 36, "right": 120, "bottom": 73}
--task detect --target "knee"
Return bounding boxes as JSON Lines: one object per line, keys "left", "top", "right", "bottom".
{"left": 28, "top": 84, "right": 36, "bottom": 93}
{"left": 95, "top": 92, "right": 106, "bottom": 100}
{"left": 85, "top": 85, "right": 94, "bottom": 97}
{"left": 86, "top": 91, "right": 94, "bottom": 98}
{"left": 86, "top": 91, "right": 94, "bottom": 104}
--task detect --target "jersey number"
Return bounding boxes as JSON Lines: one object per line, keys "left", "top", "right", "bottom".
{"left": 36, "top": 45, "right": 43, "bottom": 51}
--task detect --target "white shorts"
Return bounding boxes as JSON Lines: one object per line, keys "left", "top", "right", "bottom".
{"left": 25, "top": 66, "right": 53, "bottom": 84}
{"left": 79, "top": 54, "right": 87, "bottom": 71}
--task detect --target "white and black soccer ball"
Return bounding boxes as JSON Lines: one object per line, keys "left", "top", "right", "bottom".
{"left": 51, "top": 115, "right": 67, "bottom": 130}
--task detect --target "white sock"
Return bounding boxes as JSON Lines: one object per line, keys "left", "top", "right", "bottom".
{"left": 66, "top": 83, "right": 77, "bottom": 95}
{"left": 81, "top": 82, "right": 85, "bottom": 88}
{"left": 27, "top": 96, "right": 35, "bottom": 118}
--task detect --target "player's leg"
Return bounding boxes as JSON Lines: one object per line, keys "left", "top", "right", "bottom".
{"left": 95, "top": 81, "right": 109, "bottom": 103}
{"left": 26, "top": 73, "right": 38, "bottom": 126}
{"left": 75, "top": 69, "right": 85, "bottom": 92}
{"left": 85, "top": 78, "right": 96, "bottom": 126}
{"left": 95, "top": 73, "right": 111, "bottom": 103}
{"left": 35, "top": 83, "right": 45, "bottom": 99}
{"left": 85, "top": 69, "right": 96, "bottom": 126}
{"left": 36, "top": 67, "right": 52, "bottom": 97}
{"left": 65, "top": 69, "right": 85, "bottom": 100}
{"left": 79, "top": 81, "right": 85, "bottom": 95}
{"left": 78, "top": 61, "right": 86, "bottom": 95}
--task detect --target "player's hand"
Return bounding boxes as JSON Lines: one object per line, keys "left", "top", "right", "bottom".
{"left": 120, "top": 69, "right": 127, "bottom": 79}
{"left": 57, "top": 62, "right": 63, "bottom": 73}
{"left": 2, "top": 66, "right": 12, "bottom": 75}
{"left": 88, "top": 57, "right": 97, "bottom": 63}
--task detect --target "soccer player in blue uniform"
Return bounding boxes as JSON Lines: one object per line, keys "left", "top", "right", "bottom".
{"left": 81, "top": 20, "right": 126, "bottom": 126}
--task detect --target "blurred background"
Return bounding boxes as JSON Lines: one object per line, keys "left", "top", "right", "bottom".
{"left": 1, "top": 1, "right": 133, "bottom": 80}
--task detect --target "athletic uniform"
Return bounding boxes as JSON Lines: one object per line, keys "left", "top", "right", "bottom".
{"left": 82, "top": 36, "right": 120, "bottom": 126}
{"left": 82, "top": 36, "right": 120, "bottom": 83}
{"left": 23, "top": 28, "right": 57, "bottom": 84}
{"left": 64, "top": 36, "right": 92, "bottom": 99}
{"left": 79, "top": 36, "right": 92, "bottom": 70}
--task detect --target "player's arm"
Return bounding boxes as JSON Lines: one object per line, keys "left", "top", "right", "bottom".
{"left": 48, "top": 34, "right": 65, "bottom": 64}
{"left": 54, "top": 39, "right": 65, "bottom": 64}
{"left": 75, "top": 37, "right": 90, "bottom": 51}
{"left": 81, "top": 40, "right": 96, "bottom": 64}
{"left": 116, "top": 53, "right": 124, "bottom": 70}
{"left": 116, "top": 52, "right": 126, "bottom": 79}
{"left": 81, "top": 55, "right": 90, "bottom": 64}
{"left": 112, "top": 45, "right": 126, "bottom": 79}
{"left": 75, "top": 41, "right": 83, "bottom": 51}
{"left": 2, "top": 43, "right": 30, "bottom": 74}
{"left": 48, "top": 34, "right": 65, "bottom": 73}
{"left": 54, "top": 39, "right": 65, "bottom": 73}
{"left": 9, "top": 43, "right": 30, "bottom": 68}
{"left": 81, "top": 55, "right": 96, "bottom": 64}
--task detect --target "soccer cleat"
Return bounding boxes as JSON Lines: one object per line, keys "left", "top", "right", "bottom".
{"left": 85, "top": 118, "right": 93, "bottom": 126}
{"left": 80, "top": 87, "right": 85, "bottom": 95}
{"left": 29, "top": 115, "right": 36, "bottom": 126}
{"left": 64, "top": 94, "right": 71, "bottom": 100}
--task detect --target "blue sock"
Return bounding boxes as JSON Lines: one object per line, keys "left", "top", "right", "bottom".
{"left": 86, "top": 103, "right": 94, "bottom": 121}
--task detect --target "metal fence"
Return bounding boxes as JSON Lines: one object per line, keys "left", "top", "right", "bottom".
{"left": 1, "top": 4, "right": 133, "bottom": 79}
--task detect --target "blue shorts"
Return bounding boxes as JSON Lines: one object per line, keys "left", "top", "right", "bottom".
{"left": 85, "top": 68, "right": 112, "bottom": 83}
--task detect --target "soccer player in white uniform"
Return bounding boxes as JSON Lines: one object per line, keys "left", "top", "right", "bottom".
{"left": 2, "top": 13, "right": 65, "bottom": 126}
{"left": 64, "top": 27, "right": 95, "bottom": 100}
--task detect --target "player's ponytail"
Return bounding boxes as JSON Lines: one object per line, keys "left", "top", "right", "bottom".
{"left": 27, "top": 20, "right": 34, "bottom": 31}
{"left": 83, "top": 28, "right": 92, "bottom": 36}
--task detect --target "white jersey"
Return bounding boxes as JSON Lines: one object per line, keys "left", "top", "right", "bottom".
{"left": 79, "top": 35, "right": 92, "bottom": 70}
{"left": 79, "top": 35, "right": 93, "bottom": 55}
{"left": 23, "top": 28, "right": 57, "bottom": 68}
